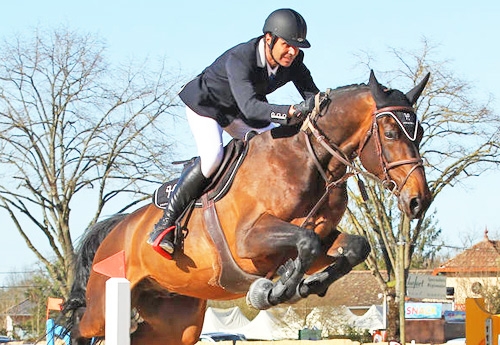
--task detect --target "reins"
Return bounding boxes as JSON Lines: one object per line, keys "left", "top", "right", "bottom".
{"left": 301, "top": 91, "right": 354, "bottom": 181}
{"left": 300, "top": 91, "right": 379, "bottom": 182}
{"left": 298, "top": 92, "right": 424, "bottom": 227}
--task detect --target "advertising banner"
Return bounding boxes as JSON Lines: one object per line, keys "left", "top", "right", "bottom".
{"left": 406, "top": 274, "right": 447, "bottom": 299}
{"left": 405, "top": 302, "right": 442, "bottom": 319}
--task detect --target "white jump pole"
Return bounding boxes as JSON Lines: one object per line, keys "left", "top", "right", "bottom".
{"left": 105, "top": 277, "right": 131, "bottom": 345}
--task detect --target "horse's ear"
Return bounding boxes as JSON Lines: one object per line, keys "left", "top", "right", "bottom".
{"left": 406, "top": 72, "right": 430, "bottom": 105}
{"left": 369, "top": 70, "right": 386, "bottom": 103}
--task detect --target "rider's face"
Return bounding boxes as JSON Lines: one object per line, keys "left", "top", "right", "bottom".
{"left": 265, "top": 34, "right": 300, "bottom": 68}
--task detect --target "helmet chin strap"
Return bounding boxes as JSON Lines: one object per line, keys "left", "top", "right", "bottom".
{"left": 267, "top": 35, "right": 282, "bottom": 67}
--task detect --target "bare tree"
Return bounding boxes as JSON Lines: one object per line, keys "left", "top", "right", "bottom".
{"left": 341, "top": 39, "right": 500, "bottom": 340}
{"left": 0, "top": 27, "right": 185, "bottom": 297}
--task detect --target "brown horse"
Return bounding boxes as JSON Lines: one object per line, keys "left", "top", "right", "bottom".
{"left": 62, "top": 71, "right": 431, "bottom": 345}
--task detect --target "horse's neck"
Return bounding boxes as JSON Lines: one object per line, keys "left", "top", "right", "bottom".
{"left": 309, "top": 90, "right": 375, "bottom": 173}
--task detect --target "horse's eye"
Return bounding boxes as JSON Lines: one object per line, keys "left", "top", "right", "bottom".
{"left": 385, "top": 130, "right": 399, "bottom": 140}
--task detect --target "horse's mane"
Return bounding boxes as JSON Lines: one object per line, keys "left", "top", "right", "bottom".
{"left": 62, "top": 214, "right": 128, "bottom": 318}
{"left": 329, "top": 83, "right": 368, "bottom": 95}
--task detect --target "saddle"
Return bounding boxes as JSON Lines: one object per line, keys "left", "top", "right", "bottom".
{"left": 152, "top": 130, "right": 257, "bottom": 210}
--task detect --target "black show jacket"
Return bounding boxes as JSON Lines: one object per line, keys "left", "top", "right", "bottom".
{"left": 178, "top": 36, "right": 319, "bottom": 128}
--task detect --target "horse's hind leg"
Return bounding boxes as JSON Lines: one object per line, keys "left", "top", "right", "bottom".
{"left": 131, "top": 294, "right": 207, "bottom": 345}
{"left": 77, "top": 274, "right": 108, "bottom": 340}
{"left": 77, "top": 278, "right": 206, "bottom": 345}
{"left": 69, "top": 307, "right": 94, "bottom": 345}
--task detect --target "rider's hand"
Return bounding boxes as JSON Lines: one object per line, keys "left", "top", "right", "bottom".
{"left": 287, "top": 92, "right": 329, "bottom": 126}
{"left": 287, "top": 95, "right": 316, "bottom": 126}
{"left": 293, "top": 95, "right": 316, "bottom": 118}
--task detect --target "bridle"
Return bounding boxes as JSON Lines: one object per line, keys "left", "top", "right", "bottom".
{"left": 298, "top": 92, "right": 424, "bottom": 225}
{"left": 358, "top": 105, "right": 424, "bottom": 194}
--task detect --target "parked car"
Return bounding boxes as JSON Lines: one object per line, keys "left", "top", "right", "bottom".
{"left": 199, "top": 332, "right": 246, "bottom": 343}
{"left": 0, "top": 335, "right": 12, "bottom": 343}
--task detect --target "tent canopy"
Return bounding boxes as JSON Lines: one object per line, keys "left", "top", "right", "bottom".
{"left": 201, "top": 307, "right": 250, "bottom": 334}
{"left": 201, "top": 305, "right": 385, "bottom": 339}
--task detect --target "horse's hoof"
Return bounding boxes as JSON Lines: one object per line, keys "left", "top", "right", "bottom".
{"left": 246, "top": 278, "right": 273, "bottom": 310}
{"left": 296, "top": 271, "right": 330, "bottom": 298}
{"left": 284, "top": 274, "right": 324, "bottom": 304}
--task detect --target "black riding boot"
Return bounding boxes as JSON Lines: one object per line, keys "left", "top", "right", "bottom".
{"left": 148, "top": 158, "right": 210, "bottom": 256}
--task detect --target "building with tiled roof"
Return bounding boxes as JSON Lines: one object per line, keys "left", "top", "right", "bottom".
{"left": 1, "top": 299, "right": 35, "bottom": 338}
{"left": 432, "top": 229, "right": 500, "bottom": 307}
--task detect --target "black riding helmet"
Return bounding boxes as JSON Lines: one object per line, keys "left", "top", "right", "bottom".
{"left": 262, "top": 8, "right": 310, "bottom": 49}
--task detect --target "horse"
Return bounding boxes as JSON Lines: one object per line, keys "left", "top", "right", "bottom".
{"left": 62, "top": 70, "right": 431, "bottom": 345}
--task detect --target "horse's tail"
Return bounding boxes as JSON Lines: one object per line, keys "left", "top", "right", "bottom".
{"left": 61, "top": 213, "right": 128, "bottom": 333}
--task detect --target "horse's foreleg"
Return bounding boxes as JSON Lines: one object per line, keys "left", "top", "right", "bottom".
{"left": 295, "top": 233, "right": 370, "bottom": 299}
{"left": 240, "top": 213, "right": 321, "bottom": 309}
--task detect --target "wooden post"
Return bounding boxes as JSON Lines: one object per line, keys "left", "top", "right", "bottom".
{"left": 398, "top": 214, "right": 409, "bottom": 344}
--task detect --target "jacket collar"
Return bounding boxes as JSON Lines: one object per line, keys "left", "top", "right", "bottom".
{"left": 257, "top": 38, "right": 278, "bottom": 76}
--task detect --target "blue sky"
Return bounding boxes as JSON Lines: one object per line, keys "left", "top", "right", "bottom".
{"left": 0, "top": 1, "right": 498, "bottom": 281}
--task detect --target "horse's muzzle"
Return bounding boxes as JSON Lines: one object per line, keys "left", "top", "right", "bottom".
{"left": 399, "top": 187, "right": 432, "bottom": 219}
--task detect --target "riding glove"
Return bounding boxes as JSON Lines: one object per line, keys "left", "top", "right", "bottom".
{"left": 293, "top": 95, "right": 316, "bottom": 117}
{"left": 289, "top": 92, "right": 328, "bottom": 125}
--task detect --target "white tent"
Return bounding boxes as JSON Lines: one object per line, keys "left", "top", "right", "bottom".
{"left": 352, "top": 304, "right": 384, "bottom": 332}
{"left": 231, "top": 310, "right": 297, "bottom": 340}
{"left": 201, "top": 305, "right": 384, "bottom": 339}
{"left": 305, "top": 306, "right": 357, "bottom": 337}
{"left": 304, "top": 305, "right": 384, "bottom": 335}
{"left": 201, "top": 307, "right": 250, "bottom": 334}
{"left": 273, "top": 306, "right": 305, "bottom": 334}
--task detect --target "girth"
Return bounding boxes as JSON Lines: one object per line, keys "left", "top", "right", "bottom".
{"left": 202, "top": 194, "right": 261, "bottom": 293}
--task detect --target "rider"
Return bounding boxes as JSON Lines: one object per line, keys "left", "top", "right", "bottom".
{"left": 148, "top": 8, "right": 320, "bottom": 257}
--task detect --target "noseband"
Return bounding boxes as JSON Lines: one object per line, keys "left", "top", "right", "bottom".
{"left": 300, "top": 96, "right": 423, "bottom": 197}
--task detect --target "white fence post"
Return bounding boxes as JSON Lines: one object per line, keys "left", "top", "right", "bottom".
{"left": 105, "top": 277, "right": 131, "bottom": 345}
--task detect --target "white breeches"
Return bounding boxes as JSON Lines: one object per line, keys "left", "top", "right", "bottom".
{"left": 186, "top": 106, "right": 275, "bottom": 178}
